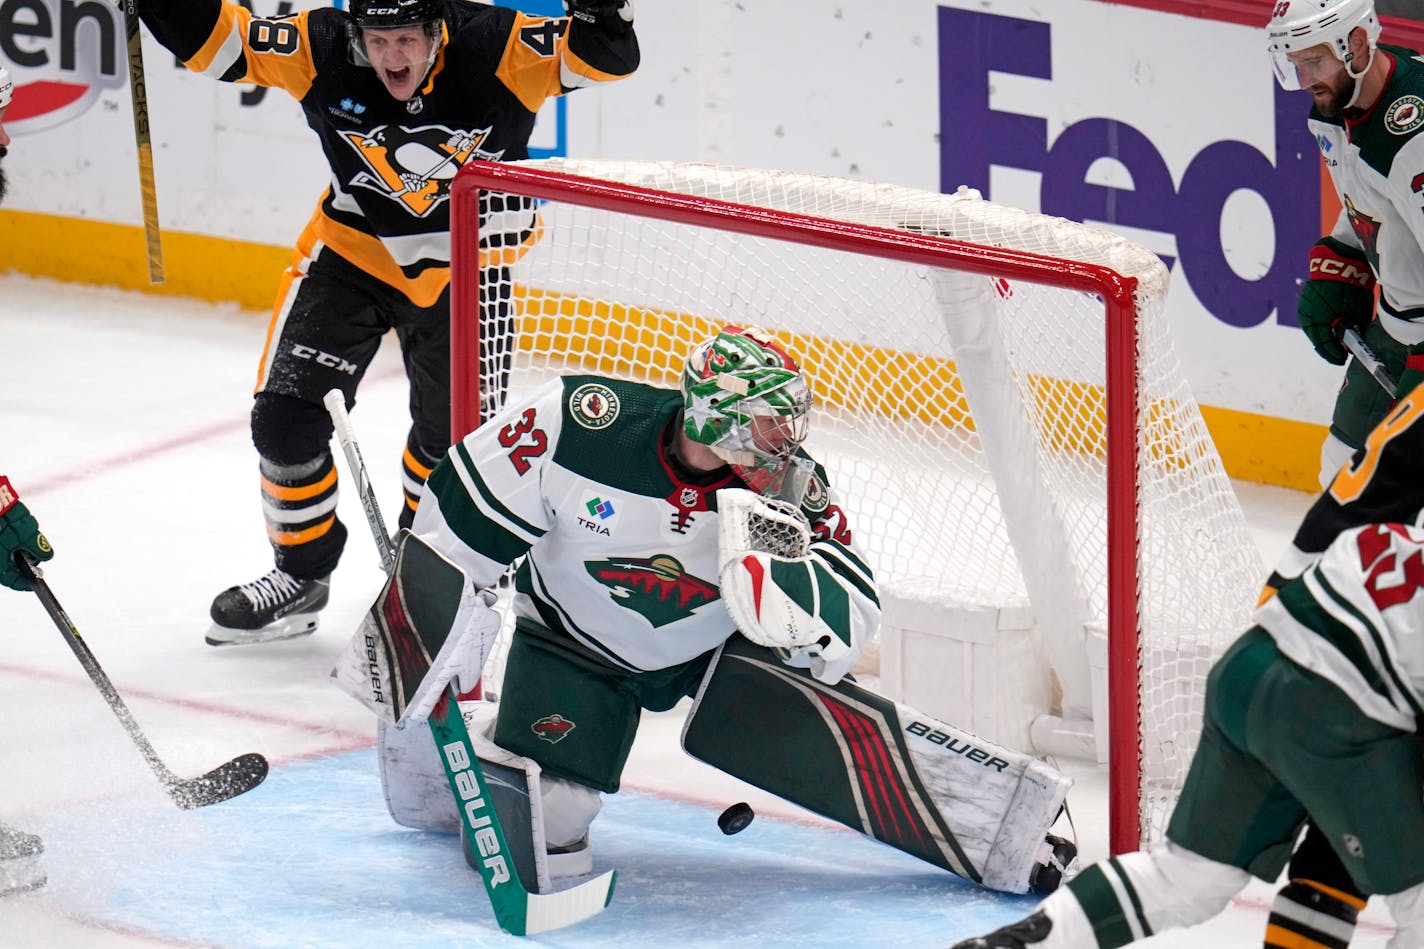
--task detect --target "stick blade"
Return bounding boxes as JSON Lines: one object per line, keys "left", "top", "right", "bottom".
{"left": 167, "top": 753, "right": 269, "bottom": 810}
{"left": 520, "top": 869, "right": 617, "bottom": 936}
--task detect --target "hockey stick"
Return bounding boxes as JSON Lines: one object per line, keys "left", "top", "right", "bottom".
{"left": 1341, "top": 327, "right": 1399, "bottom": 395}
{"left": 122, "top": 0, "right": 164, "bottom": 284}
{"left": 322, "top": 388, "right": 617, "bottom": 935}
{"left": 16, "top": 555, "right": 267, "bottom": 809}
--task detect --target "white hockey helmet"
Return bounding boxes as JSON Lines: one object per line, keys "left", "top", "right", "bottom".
{"left": 1267, "top": 0, "right": 1381, "bottom": 96}
{"left": 0, "top": 64, "right": 12, "bottom": 111}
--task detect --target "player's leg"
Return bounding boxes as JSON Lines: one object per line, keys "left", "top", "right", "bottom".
{"left": 208, "top": 249, "right": 387, "bottom": 645}
{"left": 489, "top": 618, "right": 643, "bottom": 852}
{"left": 392, "top": 284, "right": 452, "bottom": 530}
{"left": 682, "top": 635, "right": 1073, "bottom": 894}
{"left": 1250, "top": 655, "right": 1424, "bottom": 899}
{"left": 0, "top": 821, "right": 44, "bottom": 896}
{"left": 1321, "top": 319, "right": 1407, "bottom": 488}
{"left": 1265, "top": 824, "right": 1366, "bottom": 949}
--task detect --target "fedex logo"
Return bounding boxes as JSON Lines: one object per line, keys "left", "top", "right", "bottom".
{"left": 938, "top": 7, "right": 1319, "bottom": 328}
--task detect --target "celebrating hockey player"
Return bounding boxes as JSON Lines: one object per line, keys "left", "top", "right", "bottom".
{"left": 131, "top": 0, "right": 638, "bottom": 646}
{"left": 0, "top": 471, "right": 52, "bottom": 895}
{"left": 333, "top": 325, "right": 1077, "bottom": 900}
{"left": 948, "top": 384, "right": 1424, "bottom": 948}
{"left": 1269, "top": 0, "right": 1424, "bottom": 488}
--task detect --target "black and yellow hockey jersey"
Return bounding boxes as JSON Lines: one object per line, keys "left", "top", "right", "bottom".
{"left": 1266, "top": 384, "right": 1424, "bottom": 595}
{"left": 142, "top": 0, "right": 638, "bottom": 306}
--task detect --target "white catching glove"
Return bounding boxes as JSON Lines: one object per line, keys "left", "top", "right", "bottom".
{"left": 718, "top": 489, "right": 855, "bottom": 682}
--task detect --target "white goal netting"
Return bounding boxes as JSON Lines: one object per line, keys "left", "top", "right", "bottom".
{"left": 452, "top": 158, "right": 1264, "bottom": 848}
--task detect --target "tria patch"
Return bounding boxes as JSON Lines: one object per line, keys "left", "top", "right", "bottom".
{"left": 1385, "top": 95, "right": 1424, "bottom": 135}
{"left": 532, "top": 713, "right": 576, "bottom": 744}
{"left": 569, "top": 383, "right": 621, "bottom": 430}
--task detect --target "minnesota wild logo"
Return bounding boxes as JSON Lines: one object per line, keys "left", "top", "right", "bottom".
{"left": 532, "top": 714, "right": 576, "bottom": 744}
{"left": 586, "top": 555, "right": 719, "bottom": 627}
{"left": 1343, "top": 194, "right": 1382, "bottom": 273}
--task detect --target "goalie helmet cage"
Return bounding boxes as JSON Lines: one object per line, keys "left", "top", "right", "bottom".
{"left": 447, "top": 159, "right": 1263, "bottom": 856}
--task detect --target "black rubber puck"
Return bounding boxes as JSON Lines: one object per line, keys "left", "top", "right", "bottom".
{"left": 718, "top": 801, "right": 755, "bottom": 835}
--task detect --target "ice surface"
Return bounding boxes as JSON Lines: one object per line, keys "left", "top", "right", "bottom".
{"left": 0, "top": 275, "right": 1397, "bottom": 946}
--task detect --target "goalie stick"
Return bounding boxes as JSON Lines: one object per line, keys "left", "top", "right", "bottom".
{"left": 17, "top": 555, "right": 267, "bottom": 809}
{"left": 322, "top": 388, "right": 617, "bottom": 936}
{"left": 1341, "top": 327, "right": 1399, "bottom": 395}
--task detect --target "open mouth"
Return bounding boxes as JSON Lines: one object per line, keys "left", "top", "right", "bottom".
{"left": 384, "top": 65, "right": 412, "bottom": 87}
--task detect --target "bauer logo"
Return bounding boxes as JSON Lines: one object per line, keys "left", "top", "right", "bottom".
{"left": 0, "top": 0, "right": 126, "bottom": 134}
{"left": 936, "top": 5, "right": 1320, "bottom": 329}
{"left": 441, "top": 740, "right": 513, "bottom": 887}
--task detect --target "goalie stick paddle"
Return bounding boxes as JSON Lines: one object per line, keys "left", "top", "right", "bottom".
{"left": 323, "top": 389, "right": 617, "bottom": 935}
{"left": 18, "top": 556, "right": 268, "bottom": 809}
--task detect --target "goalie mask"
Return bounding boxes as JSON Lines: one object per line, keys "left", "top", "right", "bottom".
{"left": 1267, "top": 0, "right": 1380, "bottom": 110}
{"left": 348, "top": 0, "right": 445, "bottom": 78}
{"left": 682, "top": 326, "right": 814, "bottom": 502}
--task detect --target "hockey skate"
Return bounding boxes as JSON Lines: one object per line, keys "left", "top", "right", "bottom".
{"left": 0, "top": 822, "right": 46, "bottom": 896}
{"left": 1027, "top": 834, "right": 1077, "bottom": 895}
{"left": 206, "top": 567, "right": 329, "bottom": 646}
{"left": 950, "top": 910, "right": 1053, "bottom": 948}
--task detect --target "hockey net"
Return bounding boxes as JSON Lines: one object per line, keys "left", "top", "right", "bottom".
{"left": 448, "top": 158, "right": 1263, "bottom": 853}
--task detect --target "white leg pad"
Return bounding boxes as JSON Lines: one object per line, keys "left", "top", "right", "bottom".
{"left": 377, "top": 700, "right": 602, "bottom": 888}
{"left": 540, "top": 774, "right": 602, "bottom": 851}
{"left": 1385, "top": 882, "right": 1424, "bottom": 949}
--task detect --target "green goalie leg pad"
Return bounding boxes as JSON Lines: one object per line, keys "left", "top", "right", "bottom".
{"left": 683, "top": 636, "right": 997, "bottom": 884}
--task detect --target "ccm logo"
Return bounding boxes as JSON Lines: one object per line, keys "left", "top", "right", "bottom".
{"left": 1310, "top": 257, "right": 1373, "bottom": 287}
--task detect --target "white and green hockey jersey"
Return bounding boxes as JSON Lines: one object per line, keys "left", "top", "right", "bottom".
{"left": 1312, "top": 44, "right": 1424, "bottom": 344}
{"left": 1257, "top": 521, "right": 1424, "bottom": 732}
{"left": 410, "top": 375, "right": 880, "bottom": 678}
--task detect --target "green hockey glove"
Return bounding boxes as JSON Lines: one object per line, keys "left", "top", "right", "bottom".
{"left": 0, "top": 477, "right": 52, "bottom": 591}
{"left": 1298, "top": 237, "right": 1376, "bottom": 365}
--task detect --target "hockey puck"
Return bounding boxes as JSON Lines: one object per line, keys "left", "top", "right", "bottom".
{"left": 718, "top": 802, "right": 755, "bottom": 835}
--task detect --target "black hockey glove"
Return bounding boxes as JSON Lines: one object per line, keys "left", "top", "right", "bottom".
{"left": 115, "top": 0, "right": 173, "bottom": 19}
{"left": 565, "top": 0, "right": 634, "bottom": 33}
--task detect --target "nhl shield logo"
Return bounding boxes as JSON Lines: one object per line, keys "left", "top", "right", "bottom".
{"left": 532, "top": 714, "right": 576, "bottom": 744}
{"left": 1386, "top": 96, "right": 1424, "bottom": 135}
{"left": 569, "top": 383, "right": 621, "bottom": 430}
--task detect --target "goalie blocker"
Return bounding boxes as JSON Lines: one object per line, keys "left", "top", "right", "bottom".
{"left": 684, "top": 635, "right": 1073, "bottom": 894}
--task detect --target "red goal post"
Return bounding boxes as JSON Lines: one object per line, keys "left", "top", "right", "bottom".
{"left": 448, "top": 158, "right": 1262, "bottom": 856}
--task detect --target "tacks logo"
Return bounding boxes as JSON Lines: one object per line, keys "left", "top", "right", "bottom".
{"left": 342, "top": 123, "right": 504, "bottom": 217}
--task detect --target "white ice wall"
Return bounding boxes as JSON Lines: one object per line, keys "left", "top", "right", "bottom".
{"left": 0, "top": 0, "right": 1352, "bottom": 430}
